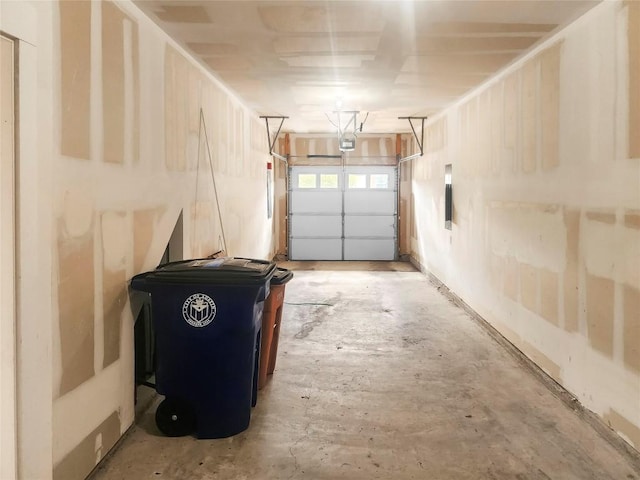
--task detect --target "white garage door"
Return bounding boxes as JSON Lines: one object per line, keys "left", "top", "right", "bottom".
{"left": 289, "top": 166, "right": 397, "bottom": 260}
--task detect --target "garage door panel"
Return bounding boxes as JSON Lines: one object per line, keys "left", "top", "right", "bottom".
{"left": 344, "top": 239, "right": 395, "bottom": 261}
{"left": 291, "top": 191, "right": 342, "bottom": 213}
{"left": 291, "top": 215, "right": 342, "bottom": 238}
{"left": 344, "top": 216, "right": 395, "bottom": 237}
{"left": 344, "top": 190, "right": 396, "bottom": 214}
{"left": 290, "top": 238, "right": 342, "bottom": 260}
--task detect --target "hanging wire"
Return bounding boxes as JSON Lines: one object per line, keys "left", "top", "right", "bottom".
{"left": 193, "top": 108, "right": 203, "bottom": 255}
{"left": 325, "top": 112, "right": 339, "bottom": 130}
{"left": 199, "top": 108, "right": 229, "bottom": 256}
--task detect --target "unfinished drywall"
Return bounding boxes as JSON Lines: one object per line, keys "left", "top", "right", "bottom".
{"left": 102, "top": 1, "right": 139, "bottom": 165}
{"left": 52, "top": 411, "right": 120, "bottom": 480}
{"left": 59, "top": 0, "right": 91, "bottom": 160}
{"left": 409, "top": 0, "right": 640, "bottom": 451}
{"left": 100, "top": 210, "right": 130, "bottom": 371}
{"left": 0, "top": 1, "right": 278, "bottom": 479}
{"left": 56, "top": 220, "right": 95, "bottom": 395}
{"left": 629, "top": 0, "right": 640, "bottom": 159}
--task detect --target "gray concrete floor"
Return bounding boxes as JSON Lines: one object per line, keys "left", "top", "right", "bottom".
{"left": 93, "top": 263, "right": 640, "bottom": 480}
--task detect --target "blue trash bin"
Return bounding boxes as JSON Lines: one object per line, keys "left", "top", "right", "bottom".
{"left": 130, "top": 257, "right": 276, "bottom": 439}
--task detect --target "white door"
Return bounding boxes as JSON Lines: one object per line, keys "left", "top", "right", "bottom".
{"left": 289, "top": 166, "right": 397, "bottom": 261}
{"left": 343, "top": 166, "right": 397, "bottom": 260}
{"left": 289, "top": 166, "right": 343, "bottom": 260}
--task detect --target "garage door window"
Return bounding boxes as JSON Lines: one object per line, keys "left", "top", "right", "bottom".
{"left": 320, "top": 174, "right": 338, "bottom": 188}
{"left": 348, "top": 174, "right": 367, "bottom": 189}
{"left": 370, "top": 174, "right": 389, "bottom": 189}
{"left": 298, "top": 174, "right": 317, "bottom": 189}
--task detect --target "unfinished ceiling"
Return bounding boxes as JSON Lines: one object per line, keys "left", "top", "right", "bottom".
{"left": 133, "top": 0, "right": 600, "bottom": 134}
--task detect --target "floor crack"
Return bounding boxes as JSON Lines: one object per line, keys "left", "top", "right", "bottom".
{"left": 287, "top": 446, "right": 299, "bottom": 479}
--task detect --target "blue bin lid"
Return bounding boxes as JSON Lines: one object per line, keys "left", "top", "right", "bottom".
{"left": 132, "top": 257, "right": 277, "bottom": 286}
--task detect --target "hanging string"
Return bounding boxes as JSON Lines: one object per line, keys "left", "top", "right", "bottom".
{"left": 193, "top": 107, "right": 203, "bottom": 255}
{"left": 200, "top": 108, "right": 228, "bottom": 256}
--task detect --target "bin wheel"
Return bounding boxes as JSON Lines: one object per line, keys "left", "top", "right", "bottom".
{"left": 155, "top": 397, "right": 196, "bottom": 437}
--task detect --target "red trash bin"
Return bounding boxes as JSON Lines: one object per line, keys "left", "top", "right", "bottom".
{"left": 258, "top": 267, "right": 293, "bottom": 389}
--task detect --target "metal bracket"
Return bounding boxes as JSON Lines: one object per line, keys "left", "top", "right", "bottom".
{"left": 333, "top": 110, "right": 359, "bottom": 134}
{"left": 397, "top": 116, "right": 428, "bottom": 163}
{"left": 260, "top": 115, "right": 289, "bottom": 163}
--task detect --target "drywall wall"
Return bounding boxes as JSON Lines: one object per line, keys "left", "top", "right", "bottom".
{"left": 630, "top": 0, "right": 640, "bottom": 159}
{"left": 3, "top": 0, "right": 275, "bottom": 478}
{"left": 409, "top": 0, "right": 640, "bottom": 450}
